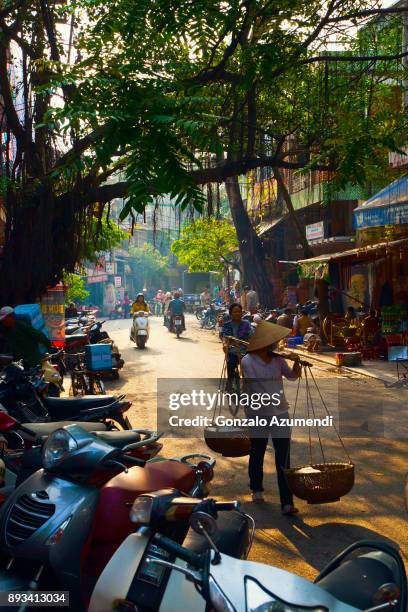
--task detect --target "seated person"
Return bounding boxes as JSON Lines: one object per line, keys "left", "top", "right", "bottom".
{"left": 295, "top": 309, "right": 313, "bottom": 336}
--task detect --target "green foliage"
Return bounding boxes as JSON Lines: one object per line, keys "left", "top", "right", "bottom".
{"left": 81, "top": 217, "right": 128, "bottom": 263}
{"left": 171, "top": 218, "right": 238, "bottom": 273}
{"left": 128, "top": 243, "right": 170, "bottom": 289}
{"left": 52, "top": 0, "right": 408, "bottom": 203}
{"left": 63, "top": 272, "right": 90, "bottom": 304}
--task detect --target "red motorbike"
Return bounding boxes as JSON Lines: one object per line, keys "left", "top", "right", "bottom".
{"left": 0, "top": 425, "right": 215, "bottom": 610}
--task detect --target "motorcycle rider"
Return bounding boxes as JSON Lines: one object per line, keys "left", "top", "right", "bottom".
{"left": 131, "top": 293, "right": 150, "bottom": 315}
{"left": 0, "top": 306, "right": 51, "bottom": 368}
{"left": 167, "top": 291, "right": 185, "bottom": 332}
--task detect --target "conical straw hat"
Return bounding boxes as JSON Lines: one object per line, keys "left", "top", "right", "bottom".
{"left": 246, "top": 321, "right": 290, "bottom": 352}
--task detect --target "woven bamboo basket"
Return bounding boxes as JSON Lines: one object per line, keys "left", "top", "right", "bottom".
{"left": 204, "top": 426, "right": 250, "bottom": 457}
{"left": 285, "top": 462, "right": 355, "bottom": 504}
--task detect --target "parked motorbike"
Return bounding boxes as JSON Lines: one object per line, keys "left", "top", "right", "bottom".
{"left": 130, "top": 311, "right": 150, "bottom": 349}
{"left": 96, "top": 508, "right": 407, "bottom": 612}
{"left": 89, "top": 488, "right": 254, "bottom": 612}
{"left": 201, "top": 303, "right": 225, "bottom": 330}
{"left": 0, "top": 425, "right": 215, "bottom": 610}
{"left": 0, "top": 362, "right": 132, "bottom": 429}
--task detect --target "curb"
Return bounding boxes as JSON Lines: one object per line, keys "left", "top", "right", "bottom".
{"left": 290, "top": 348, "right": 396, "bottom": 384}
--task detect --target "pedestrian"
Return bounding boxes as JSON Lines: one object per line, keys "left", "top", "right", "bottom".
{"left": 200, "top": 287, "right": 211, "bottom": 307}
{"left": 276, "top": 308, "right": 293, "bottom": 329}
{"left": 220, "top": 303, "right": 253, "bottom": 390}
{"left": 246, "top": 287, "right": 259, "bottom": 314}
{"left": 65, "top": 302, "right": 78, "bottom": 319}
{"left": 0, "top": 306, "right": 52, "bottom": 368}
{"left": 123, "top": 292, "right": 132, "bottom": 318}
{"left": 241, "top": 320, "right": 301, "bottom": 514}
{"left": 241, "top": 286, "right": 249, "bottom": 311}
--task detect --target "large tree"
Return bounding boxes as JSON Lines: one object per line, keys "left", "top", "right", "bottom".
{"left": 0, "top": 0, "right": 407, "bottom": 304}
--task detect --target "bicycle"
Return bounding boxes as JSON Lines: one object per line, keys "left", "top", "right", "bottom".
{"left": 69, "top": 353, "right": 106, "bottom": 396}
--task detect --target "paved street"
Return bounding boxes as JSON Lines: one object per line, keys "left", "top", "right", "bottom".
{"left": 104, "top": 314, "right": 408, "bottom": 579}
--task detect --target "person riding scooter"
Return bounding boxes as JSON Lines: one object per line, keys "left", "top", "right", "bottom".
{"left": 167, "top": 291, "right": 186, "bottom": 332}
{"left": 131, "top": 293, "right": 150, "bottom": 315}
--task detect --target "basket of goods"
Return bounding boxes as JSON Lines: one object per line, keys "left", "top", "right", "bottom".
{"left": 204, "top": 336, "right": 251, "bottom": 458}
{"left": 285, "top": 364, "right": 354, "bottom": 504}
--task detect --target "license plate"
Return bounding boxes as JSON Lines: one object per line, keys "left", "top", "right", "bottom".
{"left": 175, "top": 319, "right": 182, "bottom": 326}
{"left": 137, "top": 330, "right": 148, "bottom": 335}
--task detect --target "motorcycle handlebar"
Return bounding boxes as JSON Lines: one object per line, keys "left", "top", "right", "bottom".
{"left": 152, "top": 533, "right": 204, "bottom": 569}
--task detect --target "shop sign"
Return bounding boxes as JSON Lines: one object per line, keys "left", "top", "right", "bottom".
{"left": 354, "top": 202, "right": 408, "bottom": 229}
{"left": 40, "top": 285, "right": 66, "bottom": 347}
{"left": 306, "top": 221, "right": 325, "bottom": 242}
{"left": 114, "top": 276, "right": 122, "bottom": 288}
{"left": 105, "top": 262, "right": 115, "bottom": 274}
{"left": 87, "top": 274, "right": 108, "bottom": 284}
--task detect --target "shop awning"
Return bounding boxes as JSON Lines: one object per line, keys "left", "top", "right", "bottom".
{"left": 292, "top": 237, "right": 408, "bottom": 265}
{"left": 257, "top": 216, "right": 286, "bottom": 236}
{"left": 353, "top": 175, "right": 408, "bottom": 229}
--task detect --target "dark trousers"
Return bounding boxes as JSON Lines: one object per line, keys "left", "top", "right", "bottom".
{"left": 248, "top": 435, "right": 293, "bottom": 507}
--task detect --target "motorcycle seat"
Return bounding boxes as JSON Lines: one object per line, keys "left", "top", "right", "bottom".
{"left": 65, "top": 332, "right": 87, "bottom": 340}
{"left": 21, "top": 420, "right": 108, "bottom": 438}
{"left": 93, "top": 430, "right": 141, "bottom": 448}
{"left": 44, "top": 395, "right": 117, "bottom": 409}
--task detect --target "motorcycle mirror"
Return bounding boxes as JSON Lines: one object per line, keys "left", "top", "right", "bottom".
{"left": 189, "top": 511, "right": 217, "bottom": 537}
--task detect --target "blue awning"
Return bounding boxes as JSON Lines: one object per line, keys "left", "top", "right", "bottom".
{"left": 353, "top": 175, "right": 408, "bottom": 229}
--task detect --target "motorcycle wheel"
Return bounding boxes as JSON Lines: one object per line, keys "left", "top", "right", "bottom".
{"left": 176, "top": 329, "right": 181, "bottom": 338}
{"left": 204, "top": 317, "right": 216, "bottom": 330}
{"left": 136, "top": 336, "right": 146, "bottom": 349}
{"left": 90, "top": 376, "right": 106, "bottom": 395}
{"left": 70, "top": 372, "right": 88, "bottom": 396}
{"left": 195, "top": 309, "right": 203, "bottom": 320}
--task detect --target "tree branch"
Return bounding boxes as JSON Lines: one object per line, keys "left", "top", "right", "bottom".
{"left": 0, "top": 44, "right": 25, "bottom": 145}
{"left": 327, "top": 6, "right": 408, "bottom": 23}
{"left": 300, "top": 50, "right": 408, "bottom": 65}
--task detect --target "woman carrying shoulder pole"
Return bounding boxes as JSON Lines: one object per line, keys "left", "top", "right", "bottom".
{"left": 241, "top": 321, "right": 301, "bottom": 515}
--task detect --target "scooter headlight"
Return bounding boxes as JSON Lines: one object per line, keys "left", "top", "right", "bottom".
{"left": 42, "top": 428, "right": 78, "bottom": 470}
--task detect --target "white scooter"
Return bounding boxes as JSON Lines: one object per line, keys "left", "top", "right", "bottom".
{"left": 89, "top": 490, "right": 407, "bottom": 612}
{"left": 130, "top": 310, "right": 150, "bottom": 349}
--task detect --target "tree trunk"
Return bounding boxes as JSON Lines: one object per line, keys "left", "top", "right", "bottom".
{"left": 225, "top": 176, "right": 275, "bottom": 308}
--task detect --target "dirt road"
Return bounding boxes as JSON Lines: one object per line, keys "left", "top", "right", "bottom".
{"left": 104, "top": 314, "right": 408, "bottom": 579}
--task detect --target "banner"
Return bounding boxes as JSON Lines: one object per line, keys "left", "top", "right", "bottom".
{"left": 354, "top": 202, "right": 408, "bottom": 229}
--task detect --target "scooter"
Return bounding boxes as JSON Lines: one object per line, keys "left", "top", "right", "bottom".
{"left": 0, "top": 410, "right": 162, "bottom": 495}
{"left": 0, "top": 425, "right": 215, "bottom": 610}
{"left": 116, "top": 516, "right": 406, "bottom": 612}
{"left": 89, "top": 488, "right": 254, "bottom": 612}
{"left": 130, "top": 311, "right": 150, "bottom": 349}
{"left": 0, "top": 362, "right": 132, "bottom": 429}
